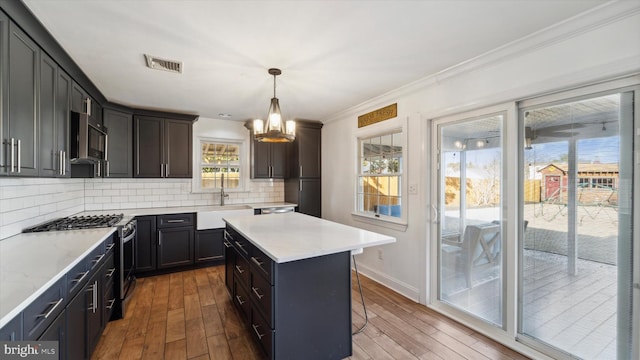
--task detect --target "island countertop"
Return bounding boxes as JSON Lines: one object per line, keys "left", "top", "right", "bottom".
{"left": 223, "top": 212, "right": 395, "bottom": 263}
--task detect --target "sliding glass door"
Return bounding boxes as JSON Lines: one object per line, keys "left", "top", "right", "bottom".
{"left": 436, "top": 112, "right": 505, "bottom": 327}
{"left": 519, "top": 90, "right": 636, "bottom": 359}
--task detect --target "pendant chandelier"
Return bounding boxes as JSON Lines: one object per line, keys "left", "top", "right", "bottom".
{"left": 253, "top": 68, "right": 296, "bottom": 142}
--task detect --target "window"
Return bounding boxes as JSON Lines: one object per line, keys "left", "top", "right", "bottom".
{"left": 199, "top": 139, "right": 241, "bottom": 191}
{"left": 357, "top": 130, "right": 403, "bottom": 219}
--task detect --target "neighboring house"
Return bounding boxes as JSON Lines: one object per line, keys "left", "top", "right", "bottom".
{"left": 538, "top": 163, "right": 619, "bottom": 205}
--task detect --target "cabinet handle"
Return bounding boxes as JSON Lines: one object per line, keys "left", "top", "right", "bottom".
{"left": 106, "top": 298, "right": 116, "bottom": 310}
{"left": 97, "top": 161, "right": 101, "bottom": 177}
{"left": 37, "top": 297, "right": 64, "bottom": 319}
{"left": 63, "top": 151, "right": 66, "bottom": 175}
{"left": 92, "top": 253, "right": 105, "bottom": 266}
{"left": 224, "top": 231, "right": 233, "bottom": 242}
{"left": 300, "top": 179, "right": 303, "bottom": 192}
{"left": 300, "top": 165, "right": 303, "bottom": 177}
{"left": 106, "top": 268, "right": 116, "bottom": 279}
{"left": 160, "top": 164, "right": 164, "bottom": 177}
{"left": 252, "top": 324, "right": 265, "bottom": 340}
{"left": 251, "top": 286, "right": 264, "bottom": 299}
{"left": 106, "top": 243, "right": 115, "bottom": 251}
{"left": 93, "top": 280, "right": 98, "bottom": 313}
{"left": 10, "top": 138, "right": 15, "bottom": 172}
{"left": 59, "top": 150, "right": 63, "bottom": 175}
{"left": 235, "top": 294, "right": 246, "bottom": 305}
{"left": 234, "top": 241, "right": 245, "bottom": 250}
{"left": 85, "top": 97, "right": 92, "bottom": 116}
{"left": 223, "top": 241, "right": 231, "bottom": 248}
{"left": 166, "top": 219, "right": 185, "bottom": 223}
{"left": 166, "top": 163, "right": 170, "bottom": 177}
{"left": 106, "top": 161, "right": 110, "bottom": 177}
{"left": 17, "top": 139, "right": 21, "bottom": 173}
{"left": 235, "top": 264, "right": 245, "bottom": 274}
{"left": 250, "top": 256, "right": 264, "bottom": 267}
{"left": 71, "top": 271, "right": 90, "bottom": 284}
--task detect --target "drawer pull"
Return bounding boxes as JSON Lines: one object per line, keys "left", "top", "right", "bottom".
{"left": 71, "top": 271, "right": 90, "bottom": 284}
{"left": 37, "top": 297, "right": 64, "bottom": 319}
{"left": 235, "top": 295, "right": 246, "bottom": 305}
{"left": 92, "top": 253, "right": 105, "bottom": 266}
{"left": 106, "top": 268, "right": 116, "bottom": 279}
{"left": 251, "top": 287, "right": 264, "bottom": 299}
{"left": 106, "top": 298, "right": 116, "bottom": 310}
{"left": 252, "top": 324, "right": 265, "bottom": 340}
{"left": 223, "top": 241, "right": 231, "bottom": 248}
{"left": 224, "top": 231, "right": 233, "bottom": 241}
{"left": 166, "top": 219, "right": 185, "bottom": 223}
{"left": 251, "top": 257, "right": 264, "bottom": 267}
{"left": 106, "top": 243, "right": 115, "bottom": 251}
{"left": 235, "top": 265, "right": 245, "bottom": 274}
{"left": 234, "top": 241, "right": 245, "bottom": 249}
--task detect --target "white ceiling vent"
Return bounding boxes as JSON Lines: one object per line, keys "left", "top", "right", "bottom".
{"left": 144, "top": 54, "right": 182, "bottom": 74}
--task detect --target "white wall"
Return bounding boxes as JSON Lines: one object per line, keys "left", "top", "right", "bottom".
{"left": 321, "top": 2, "right": 640, "bottom": 302}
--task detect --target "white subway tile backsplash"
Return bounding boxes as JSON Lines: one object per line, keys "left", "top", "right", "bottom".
{"left": 1, "top": 177, "right": 284, "bottom": 240}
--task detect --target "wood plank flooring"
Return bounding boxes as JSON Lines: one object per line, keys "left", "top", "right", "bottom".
{"left": 91, "top": 266, "right": 528, "bottom": 360}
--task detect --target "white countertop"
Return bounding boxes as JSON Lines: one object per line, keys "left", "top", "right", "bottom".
{"left": 0, "top": 228, "right": 116, "bottom": 328}
{"left": 223, "top": 212, "right": 396, "bottom": 263}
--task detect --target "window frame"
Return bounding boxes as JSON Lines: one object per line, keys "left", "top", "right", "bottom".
{"left": 193, "top": 137, "right": 247, "bottom": 193}
{"left": 352, "top": 118, "right": 408, "bottom": 230}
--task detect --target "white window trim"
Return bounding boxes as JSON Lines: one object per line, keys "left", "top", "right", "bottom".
{"left": 352, "top": 116, "right": 408, "bottom": 231}
{"left": 192, "top": 136, "right": 248, "bottom": 193}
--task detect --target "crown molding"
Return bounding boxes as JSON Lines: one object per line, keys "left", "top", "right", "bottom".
{"left": 323, "top": 1, "right": 640, "bottom": 124}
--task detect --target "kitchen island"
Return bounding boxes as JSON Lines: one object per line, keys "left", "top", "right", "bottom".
{"left": 223, "top": 212, "right": 395, "bottom": 360}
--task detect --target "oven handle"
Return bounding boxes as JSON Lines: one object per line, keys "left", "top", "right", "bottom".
{"left": 122, "top": 227, "right": 137, "bottom": 243}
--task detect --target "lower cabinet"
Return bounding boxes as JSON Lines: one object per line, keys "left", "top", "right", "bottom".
{"left": 37, "top": 310, "right": 66, "bottom": 359}
{"left": 135, "top": 213, "right": 196, "bottom": 274}
{"left": 195, "top": 229, "right": 224, "bottom": 264}
{"left": 224, "top": 225, "right": 352, "bottom": 359}
{"left": 158, "top": 226, "right": 194, "bottom": 268}
{"left": 135, "top": 215, "right": 157, "bottom": 273}
{"left": 0, "top": 315, "right": 22, "bottom": 341}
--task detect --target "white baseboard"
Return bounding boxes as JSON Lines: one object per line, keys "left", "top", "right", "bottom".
{"left": 353, "top": 261, "right": 420, "bottom": 303}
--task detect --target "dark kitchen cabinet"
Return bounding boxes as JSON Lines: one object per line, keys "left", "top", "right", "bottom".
{"left": 71, "top": 81, "right": 101, "bottom": 125}
{"left": 0, "top": 11, "right": 7, "bottom": 176}
{"left": 4, "top": 21, "right": 38, "bottom": 176}
{"left": 157, "top": 213, "right": 195, "bottom": 269}
{"left": 195, "top": 229, "right": 225, "bottom": 264}
{"left": 38, "top": 310, "right": 66, "bottom": 359}
{"left": 250, "top": 134, "right": 288, "bottom": 179}
{"left": 103, "top": 108, "right": 133, "bottom": 177}
{"left": 134, "top": 115, "right": 193, "bottom": 178}
{"left": 39, "top": 53, "right": 70, "bottom": 177}
{"left": 0, "top": 315, "right": 22, "bottom": 341}
{"left": 285, "top": 121, "right": 322, "bottom": 217}
{"left": 134, "top": 215, "right": 157, "bottom": 273}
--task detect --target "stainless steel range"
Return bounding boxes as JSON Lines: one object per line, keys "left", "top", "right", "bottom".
{"left": 23, "top": 213, "right": 137, "bottom": 320}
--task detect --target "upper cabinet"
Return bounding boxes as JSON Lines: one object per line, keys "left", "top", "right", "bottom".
{"left": 251, "top": 134, "right": 289, "bottom": 179}
{"left": 3, "top": 21, "right": 38, "bottom": 176}
{"left": 103, "top": 107, "right": 132, "bottom": 178}
{"left": 289, "top": 121, "right": 322, "bottom": 178}
{"left": 71, "top": 81, "right": 101, "bottom": 126}
{"left": 133, "top": 113, "right": 195, "bottom": 178}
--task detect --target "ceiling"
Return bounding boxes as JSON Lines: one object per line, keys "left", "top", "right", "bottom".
{"left": 23, "top": 0, "right": 605, "bottom": 122}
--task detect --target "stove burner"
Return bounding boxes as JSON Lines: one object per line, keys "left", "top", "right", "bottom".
{"left": 23, "top": 214, "right": 124, "bottom": 232}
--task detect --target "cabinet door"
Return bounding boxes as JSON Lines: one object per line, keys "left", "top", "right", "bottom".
{"left": 38, "top": 310, "right": 65, "bottom": 359}
{"left": 134, "top": 116, "right": 163, "bottom": 177}
{"left": 86, "top": 270, "right": 103, "bottom": 357}
{"left": 56, "top": 70, "right": 71, "bottom": 177}
{"left": 39, "top": 53, "right": 57, "bottom": 177}
{"left": 299, "top": 178, "right": 321, "bottom": 217}
{"left": 0, "top": 315, "right": 22, "bottom": 341}
{"left": 7, "top": 22, "right": 38, "bottom": 176}
{"left": 70, "top": 82, "right": 85, "bottom": 113}
{"left": 224, "top": 238, "right": 235, "bottom": 294}
{"left": 165, "top": 119, "right": 192, "bottom": 178}
{"left": 252, "top": 139, "right": 272, "bottom": 178}
{"left": 103, "top": 109, "right": 132, "bottom": 177}
{"left": 270, "top": 143, "right": 288, "bottom": 178}
{"left": 195, "top": 229, "right": 224, "bottom": 263}
{"left": 66, "top": 288, "right": 87, "bottom": 360}
{"left": 135, "top": 216, "right": 157, "bottom": 273}
{"left": 158, "top": 227, "right": 194, "bottom": 269}
{"left": 297, "top": 126, "right": 321, "bottom": 178}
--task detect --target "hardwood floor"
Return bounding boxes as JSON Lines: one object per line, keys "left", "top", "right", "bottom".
{"left": 91, "top": 266, "right": 528, "bottom": 360}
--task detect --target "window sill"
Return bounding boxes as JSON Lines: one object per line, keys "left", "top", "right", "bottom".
{"left": 351, "top": 213, "right": 408, "bottom": 232}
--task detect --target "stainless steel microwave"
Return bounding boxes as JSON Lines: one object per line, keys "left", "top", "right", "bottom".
{"left": 70, "top": 111, "right": 107, "bottom": 163}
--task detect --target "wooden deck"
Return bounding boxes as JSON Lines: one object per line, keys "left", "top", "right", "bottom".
{"left": 441, "top": 249, "right": 617, "bottom": 359}
{"left": 92, "top": 265, "right": 528, "bottom": 360}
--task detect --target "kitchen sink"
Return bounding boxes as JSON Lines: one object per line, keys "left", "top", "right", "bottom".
{"left": 196, "top": 205, "right": 253, "bottom": 230}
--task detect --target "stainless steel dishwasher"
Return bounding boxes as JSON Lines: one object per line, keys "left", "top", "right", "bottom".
{"left": 254, "top": 206, "right": 296, "bottom": 215}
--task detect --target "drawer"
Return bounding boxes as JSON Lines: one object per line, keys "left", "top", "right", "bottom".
{"left": 249, "top": 247, "right": 274, "bottom": 284}
{"left": 250, "top": 271, "right": 273, "bottom": 328}
{"left": 250, "top": 307, "right": 274, "bottom": 359}
{"left": 23, "top": 277, "right": 65, "bottom": 340}
{"left": 234, "top": 253, "right": 250, "bottom": 288}
{"left": 233, "top": 279, "right": 251, "bottom": 325}
{"left": 87, "top": 241, "right": 107, "bottom": 271}
{"left": 157, "top": 213, "right": 195, "bottom": 228}
{"left": 103, "top": 278, "right": 116, "bottom": 324}
{"left": 229, "top": 231, "right": 250, "bottom": 258}
{"left": 104, "top": 234, "right": 116, "bottom": 254}
{"left": 66, "top": 257, "right": 90, "bottom": 299}
{"left": 102, "top": 252, "right": 116, "bottom": 292}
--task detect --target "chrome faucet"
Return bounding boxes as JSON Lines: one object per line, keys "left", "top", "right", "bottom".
{"left": 220, "top": 173, "right": 229, "bottom": 206}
